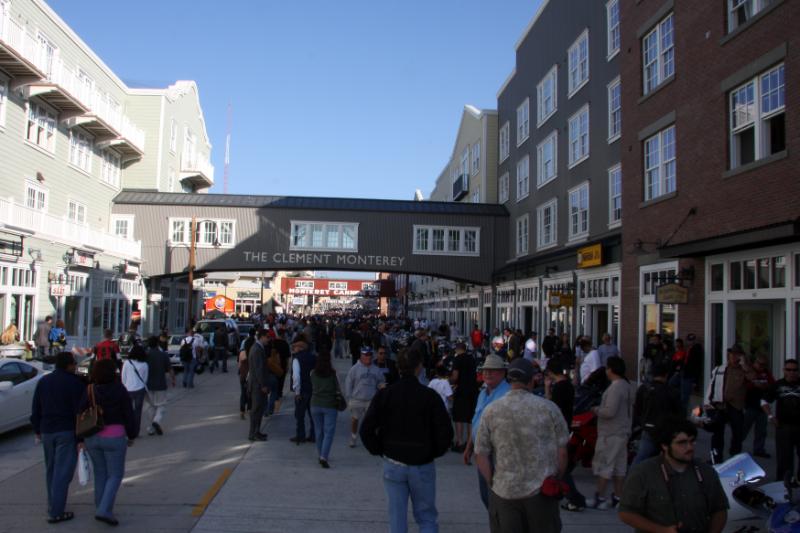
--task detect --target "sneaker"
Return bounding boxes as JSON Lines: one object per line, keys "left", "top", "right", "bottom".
{"left": 147, "top": 428, "right": 155, "bottom": 436}
{"left": 152, "top": 422, "right": 163, "bottom": 436}
{"left": 349, "top": 435, "right": 357, "bottom": 448}
{"left": 319, "top": 458, "right": 330, "bottom": 469}
{"left": 611, "top": 494, "right": 620, "bottom": 508}
{"left": 587, "top": 494, "right": 608, "bottom": 509}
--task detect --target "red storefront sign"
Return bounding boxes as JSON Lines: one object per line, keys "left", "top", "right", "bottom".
{"left": 280, "top": 278, "right": 395, "bottom": 298}
{"left": 205, "top": 295, "right": 235, "bottom": 314}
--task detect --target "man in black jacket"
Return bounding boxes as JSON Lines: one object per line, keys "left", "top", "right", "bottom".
{"left": 632, "top": 362, "right": 683, "bottom": 465}
{"left": 360, "top": 348, "right": 453, "bottom": 533}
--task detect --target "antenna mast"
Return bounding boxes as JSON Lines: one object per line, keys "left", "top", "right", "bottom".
{"left": 223, "top": 103, "right": 232, "bottom": 194}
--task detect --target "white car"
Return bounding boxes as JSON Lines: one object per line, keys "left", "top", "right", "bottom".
{"left": 166, "top": 335, "right": 188, "bottom": 368}
{"left": 0, "top": 359, "right": 49, "bottom": 434}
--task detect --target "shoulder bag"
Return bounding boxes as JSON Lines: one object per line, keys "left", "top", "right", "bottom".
{"left": 267, "top": 348, "right": 285, "bottom": 377}
{"left": 334, "top": 375, "right": 348, "bottom": 412}
{"left": 76, "top": 385, "right": 105, "bottom": 438}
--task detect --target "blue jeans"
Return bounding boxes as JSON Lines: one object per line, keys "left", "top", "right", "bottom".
{"left": 129, "top": 389, "right": 146, "bottom": 438}
{"left": 311, "top": 406, "right": 338, "bottom": 460}
{"left": 633, "top": 430, "right": 659, "bottom": 465}
{"left": 183, "top": 359, "right": 197, "bottom": 388}
{"left": 41, "top": 431, "right": 77, "bottom": 519}
{"left": 383, "top": 459, "right": 438, "bottom": 533}
{"left": 743, "top": 405, "right": 768, "bottom": 454}
{"left": 85, "top": 435, "right": 127, "bottom": 519}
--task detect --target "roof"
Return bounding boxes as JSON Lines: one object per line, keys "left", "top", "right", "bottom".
{"left": 113, "top": 190, "right": 509, "bottom": 217}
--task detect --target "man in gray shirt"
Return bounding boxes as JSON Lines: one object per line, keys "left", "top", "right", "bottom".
{"left": 597, "top": 333, "right": 620, "bottom": 366}
{"left": 345, "top": 346, "right": 385, "bottom": 447}
{"left": 145, "top": 336, "right": 175, "bottom": 436}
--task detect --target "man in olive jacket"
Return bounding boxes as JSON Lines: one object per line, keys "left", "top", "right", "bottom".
{"left": 247, "top": 329, "right": 270, "bottom": 441}
{"left": 360, "top": 348, "right": 453, "bottom": 533}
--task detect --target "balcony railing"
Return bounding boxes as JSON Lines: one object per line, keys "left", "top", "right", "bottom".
{"left": 0, "top": 16, "right": 145, "bottom": 151}
{"left": 0, "top": 197, "right": 141, "bottom": 260}
{"left": 180, "top": 155, "right": 215, "bottom": 186}
{"left": 452, "top": 174, "right": 469, "bottom": 201}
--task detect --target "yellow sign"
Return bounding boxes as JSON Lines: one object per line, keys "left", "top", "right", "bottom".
{"left": 577, "top": 244, "right": 603, "bottom": 269}
{"left": 656, "top": 283, "right": 689, "bottom": 305}
{"left": 548, "top": 292, "right": 574, "bottom": 307}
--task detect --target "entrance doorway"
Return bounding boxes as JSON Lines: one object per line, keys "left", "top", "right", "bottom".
{"left": 734, "top": 301, "right": 783, "bottom": 370}
{"left": 593, "top": 306, "right": 609, "bottom": 346}
{"left": 522, "top": 306, "right": 533, "bottom": 335}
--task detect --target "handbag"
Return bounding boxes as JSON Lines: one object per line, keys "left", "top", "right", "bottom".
{"left": 267, "top": 349, "right": 285, "bottom": 377}
{"left": 540, "top": 476, "right": 569, "bottom": 499}
{"left": 334, "top": 376, "right": 347, "bottom": 412}
{"left": 76, "top": 385, "right": 105, "bottom": 438}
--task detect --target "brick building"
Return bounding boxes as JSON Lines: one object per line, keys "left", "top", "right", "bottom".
{"left": 620, "top": 0, "right": 799, "bottom": 383}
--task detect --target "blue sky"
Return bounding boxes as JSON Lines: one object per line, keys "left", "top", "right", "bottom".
{"left": 49, "top": 0, "right": 542, "bottom": 201}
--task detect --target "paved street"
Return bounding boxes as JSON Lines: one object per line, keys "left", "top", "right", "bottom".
{"left": 0, "top": 358, "right": 772, "bottom": 532}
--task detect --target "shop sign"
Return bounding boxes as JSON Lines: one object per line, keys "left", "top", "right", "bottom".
{"left": 656, "top": 283, "right": 689, "bottom": 305}
{"left": 292, "top": 297, "right": 306, "bottom": 306}
{"left": 237, "top": 291, "right": 261, "bottom": 299}
{"left": 577, "top": 244, "right": 602, "bottom": 269}
{"left": 148, "top": 293, "right": 163, "bottom": 303}
{"left": 205, "top": 295, "right": 235, "bottom": 314}
{"left": 50, "top": 283, "right": 71, "bottom": 297}
{"left": 548, "top": 292, "right": 574, "bottom": 307}
{"left": 124, "top": 263, "right": 140, "bottom": 276}
{"left": 70, "top": 250, "right": 94, "bottom": 268}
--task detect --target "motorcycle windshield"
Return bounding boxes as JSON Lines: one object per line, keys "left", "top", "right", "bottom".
{"left": 714, "top": 453, "right": 766, "bottom": 482}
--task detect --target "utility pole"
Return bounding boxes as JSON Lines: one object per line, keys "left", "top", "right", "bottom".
{"left": 187, "top": 216, "right": 197, "bottom": 329}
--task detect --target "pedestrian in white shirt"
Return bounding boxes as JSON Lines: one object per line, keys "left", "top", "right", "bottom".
{"left": 122, "top": 345, "right": 149, "bottom": 438}
{"left": 579, "top": 338, "right": 603, "bottom": 385}
{"left": 523, "top": 332, "right": 539, "bottom": 363}
{"left": 428, "top": 366, "right": 454, "bottom": 411}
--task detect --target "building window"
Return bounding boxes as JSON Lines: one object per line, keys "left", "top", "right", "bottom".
{"left": 169, "top": 218, "right": 237, "bottom": 247}
{"left": 729, "top": 63, "right": 785, "bottom": 169}
{"left": 568, "top": 105, "right": 590, "bottom": 168}
{"left": 516, "top": 98, "right": 530, "bottom": 145}
{"left": 609, "top": 164, "right": 622, "bottom": 225}
{"left": 412, "top": 226, "right": 480, "bottom": 256}
{"left": 516, "top": 215, "right": 529, "bottom": 257}
{"left": 568, "top": 29, "right": 590, "bottom": 97}
{"left": 471, "top": 142, "right": 480, "bottom": 175}
{"left": 643, "top": 13, "right": 674, "bottom": 95}
{"left": 607, "top": 0, "right": 620, "bottom": 58}
{"left": 537, "top": 199, "right": 557, "bottom": 249}
{"left": 290, "top": 221, "right": 358, "bottom": 252}
{"left": 67, "top": 200, "right": 86, "bottom": 225}
{"left": 168, "top": 167, "right": 177, "bottom": 192}
{"left": 728, "top": 0, "right": 775, "bottom": 33}
{"left": 568, "top": 183, "right": 589, "bottom": 239}
{"left": 182, "top": 127, "right": 196, "bottom": 169}
{"left": 499, "top": 172, "right": 509, "bottom": 203}
{"left": 26, "top": 101, "right": 57, "bottom": 152}
{"left": 460, "top": 147, "right": 469, "bottom": 180}
{"left": 499, "top": 121, "right": 510, "bottom": 162}
{"left": 516, "top": 155, "right": 530, "bottom": 201}
{"left": 729, "top": 256, "right": 787, "bottom": 290}
{"left": 169, "top": 119, "right": 177, "bottom": 152}
{"left": 110, "top": 215, "right": 133, "bottom": 240}
{"left": 471, "top": 189, "right": 480, "bottom": 204}
{"left": 644, "top": 125, "right": 676, "bottom": 201}
{"left": 537, "top": 65, "right": 557, "bottom": 126}
{"left": 329, "top": 281, "right": 347, "bottom": 291}
{"left": 69, "top": 131, "right": 93, "bottom": 172}
{"left": 25, "top": 181, "right": 47, "bottom": 212}
{"left": 608, "top": 77, "right": 621, "bottom": 142}
{"left": 537, "top": 131, "right": 557, "bottom": 187}
{"left": 101, "top": 150, "right": 121, "bottom": 187}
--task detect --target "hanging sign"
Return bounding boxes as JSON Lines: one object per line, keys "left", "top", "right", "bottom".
{"left": 50, "top": 283, "right": 71, "bottom": 297}
{"left": 656, "top": 283, "right": 689, "bottom": 305}
{"left": 577, "top": 244, "right": 603, "bottom": 269}
{"left": 205, "top": 295, "right": 235, "bottom": 314}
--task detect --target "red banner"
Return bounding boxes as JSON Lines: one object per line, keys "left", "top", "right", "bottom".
{"left": 205, "top": 295, "right": 235, "bottom": 314}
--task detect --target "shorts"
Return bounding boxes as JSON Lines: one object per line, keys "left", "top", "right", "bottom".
{"left": 592, "top": 434, "right": 629, "bottom": 479}
{"left": 452, "top": 390, "right": 478, "bottom": 423}
{"left": 349, "top": 399, "right": 371, "bottom": 420}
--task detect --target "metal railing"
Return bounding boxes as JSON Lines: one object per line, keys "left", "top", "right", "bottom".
{"left": 180, "top": 154, "right": 215, "bottom": 184}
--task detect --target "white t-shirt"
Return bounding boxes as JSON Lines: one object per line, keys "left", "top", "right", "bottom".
{"left": 523, "top": 339, "right": 538, "bottom": 361}
{"left": 580, "top": 349, "right": 602, "bottom": 384}
{"left": 122, "top": 359, "right": 148, "bottom": 392}
{"left": 428, "top": 378, "right": 453, "bottom": 408}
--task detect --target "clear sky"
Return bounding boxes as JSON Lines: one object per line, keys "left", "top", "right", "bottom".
{"left": 49, "top": 0, "right": 542, "bottom": 201}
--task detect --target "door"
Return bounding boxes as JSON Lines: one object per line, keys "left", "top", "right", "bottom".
{"left": 523, "top": 306, "right": 533, "bottom": 335}
{"left": 735, "top": 302, "right": 782, "bottom": 368}
{"left": 594, "top": 306, "right": 609, "bottom": 346}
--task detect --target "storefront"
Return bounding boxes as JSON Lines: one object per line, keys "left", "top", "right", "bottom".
{"left": 543, "top": 274, "right": 576, "bottom": 339}
{"left": 0, "top": 260, "right": 39, "bottom": 340}
{"left": 496, "top": 283, "right": 515, "bottom": 330}
{"left": 576, "top": 264, "right": 621, "bottom": 346}
{"left": 515, "top": 282, "right": 538, "bottom": 336}
{"left": 234, "top": 290, "right": 261, "bottom": 316}
{"left": 637, "top": 261, "right": 680, "bottom": 355}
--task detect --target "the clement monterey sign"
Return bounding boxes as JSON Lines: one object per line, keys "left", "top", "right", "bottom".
{"left": 243, "top": 251, "right": 407, "bottom": 268}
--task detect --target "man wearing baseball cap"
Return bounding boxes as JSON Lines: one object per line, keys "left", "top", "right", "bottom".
{"left": 345, "top": 345, "right": 385, "bottom": 447}
{"left": 475, "top": 358, "right": 569, "bottom": 532}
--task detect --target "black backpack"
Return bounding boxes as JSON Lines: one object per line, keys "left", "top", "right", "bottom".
{"left": 180, "top": 338, "right": 194, "bottom": 362}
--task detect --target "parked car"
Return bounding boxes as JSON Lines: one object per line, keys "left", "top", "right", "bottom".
{"left": 0, "top": 359, "right": 49, "bottom": 434}
{"left": 195, "top": 318, "right": 240, "bottom": 356}
{"left": 166, "top": 334, "right": 188, "bottom": 368}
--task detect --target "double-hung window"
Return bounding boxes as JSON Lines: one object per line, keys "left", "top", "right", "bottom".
{"left": 110, "top": 215, "right": 134, "bottom": 240}
{"left": 516, "top": 156, "right": 530, "bottom": 201}
{"left": 644, "top": 125, "right": 676, "bottom": 201}
{"left": 499, "top": 172, "right": 509, "bottom": 203}
{"left": 642, "top": 13, "right": 674, "bottom": 95}
{"left": 26, "top": 101, "right": 57, "bottom": 152}
{"left": 471, "top": 142, "right": 481, "bottom": 175}
{"left": 537, "top": 65, "right": 557, "bottom": 126}
{"left": 290, "top": 221, "right": 358, "bottom": 252}
{"left": 729, "top": 63, "right": 785, "bottom": 169}
{"left": 568, "top": 105, "right": 590, "bottom": 167}
{"left": 69, "top": 130, "right": 93, "bottom": 172}
{"left": 460, "top": 147, "right": 469, "bottom": 178}
{"left": 537, "top": 199, "right": 557, "bottom": 249}
{"left": 568, "top": 30, "right": 589, "bottom": 97}
{"left": 516, "top": 215, "right": 529, "bottom": 257}
{"left": 608, "top": 77, "right": 621, "bottom": 142}
{"left": 25, "top": 182, "right": 47, "bottom": 212}
{"left": 568, "top": 183, "right": 589, "bottom": 240}
{"left": 169, "top": 218, "right": 236, "bottom": 247}
{"left": 537, "top": 131, "right": 557, "bottom": 187}
{"left": 413, "top": 226, "right": 480, "bottom": 256}
{"left": 499, "top": 122, "right": 510, "bottom": 162}
{"left": 609, "top": 164, "right": 622, "bottom": 226}
{"left": 728, "top": 0, "right": 774, "bottom": 33}
{"left": 101, "top": 150, "right": 121, "bottom": 187}
{"left": 517, "top": 99, "right": 530, "bottom": 145}
{"left": 607, "top": 0, "right": 620, "bottom": 58}
{"left": 169, "top": 119, "right": 177, "bottom": 152}
{"left": 67, "top": 200, "right": 86, "bottom": 225}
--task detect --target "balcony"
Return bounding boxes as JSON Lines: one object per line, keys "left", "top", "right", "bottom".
{"left": 179, "top": 156, "right": 215, "bottom": 189}
{"left": 0, "top": 17, "right": 45, "bottom": 80}
{"left": 452, "top": 174, "right": 469, "bottom": 201}
{"left": 0, "top": 197, "right": 141, "bottom": 260}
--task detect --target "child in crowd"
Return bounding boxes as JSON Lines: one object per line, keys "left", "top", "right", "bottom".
{"left": 428, "top": 365, "right": 453, "bottom": 412}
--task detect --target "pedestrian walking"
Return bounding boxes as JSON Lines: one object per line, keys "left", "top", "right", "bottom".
{"left": 474, "top": 358, "right": 569, "bottom": 533}
{"left": 762, "top": 358, "right": 800, "bottom": 481}
{"left": 30, "top": 351, "right": 84, "bottom": 524}
{"left": 360, "top": 349, "right": 453, "bottom": 533}
{"left": 618, "top": 417, "right": 728, "bottom": 533}
{"left": 144, "top": 336, "right": 174, "bottom": 436}
{"left": 374, "top": 346, "right": 399, "bottom": 386}
{"left": 48, "top": 319, "right": 67, "bottom": 355}
{"left": 632, "top": 362, "right": 683, "bottom": 465}
{"left": 310, "top": 350, "right": 340, "bottom": 468}
{"left": 428, "top": 366, "right": 453, "bottom": 409}
{"left": 450, "top": 342, "right": 478, "bottom": 452}
{"left": 272, "top": 328, "right": 291, "bottom": 413}
{"left": 290, "top": 335, "right": 316, "bottom": 444}
{"left": 597, "top": 333, "right": 619, "bottom": 367}
{"left": 92, "top": 329, "right": 120, "bottom": 372}
{"left": 121, "top": 345, "right": 148, "bottom": 438}
{"left": 247, "top": 329, "right": 270, "bottom": 442}
{"left": 32, "top": 315, "right": 53, "bottom": 358}
{"left": 345, "top": 346, "right": 385, "bottom": 448}
{"left": 210, "top": 325, "right": 229, "bottom": 373}
{"left": 179, "top": 327, "right": 203, "bottom": 389}
{"left": 239, "top": 331, "right": 256, "bottom": 419}
{"left": 523, "top": 331, "right": 538, "bottom": 363}
{"left": 82, "top": 359, "right": 137, "bottom": 526}
{"left": 742, "top": 354, "right": 774, "bottom": 458}
{"left": 578, "top": 338, "right": 602, "bottom": 385}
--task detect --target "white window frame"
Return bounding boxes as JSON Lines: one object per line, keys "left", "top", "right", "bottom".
{"left": 607, "top": 0, "right": 620, "bottom": 59}
{"left": 537, "top": 199, "right": 558, "bottom": 250}
{"left": 516, "top": 214, "right": 529, "bottom": 257}
{"left": 568, "top": 105, "right": 590, "bottom": 168}
{"left": 642, "top": 13, "right": 675, "bottom": 95}
{"left": 729, "top": 63, "right": 785, "bottom": 169}
{"left": 25, "top": 101, "right": 57, "bottom": 153}
{"left": 499, "top": 172, "right": 510, "bottom": 204}
{"left": 412, "top": 225, "right": 480, "bottom": 256}
{"left": 460, "top": 147, "right": 469, "bottom": 179}
{"left": 67, "top": 200, "right": 87, "bottom": 225}
{"left": 516, "top": 155, "right": 530, "bottom": 201}
{"left": 101, "top": 150, "right": 121, "bottom": 188}
{"left": 169, "top": 119, "right": 177, "bottom": 152}
{"left": 537, "top": 130, "right": 558, "bottom": 188}
{"left": 68, "top": 130, "right": 93, "bottom": 173}
{"left": 516, "top": 98, "right": 530, "bottom": 146}
{"left": 471, "top": 189, "right": 480, "bottom": 204}
{"left": 289, "top": 221, "right": 358, "bottom": 252}
{"left": 110, "top": 215, "right": 134, "bottom": 240}
{"left": 471, "top": 141, "right": 481, "bottom": 175}
{"left": 296, "top": 280, "right": 314, "bottom": 289}
{"left": 608, "top": 76, "right": 621, "bottom": 142}
{"left": 568, "top": 29, "right": 590, "bottom": 98}
{"left": 608, "top": 164, "right": 622, "bottom": 227}
{"left": 24, "top": 181, "right": 48, "bottom": 212}
{"left": 537, "top": 65, "right": 558, "bottom": 126}
{"left": 727, "top": 0, "right": 773, "bottom": 33}
{"left": 568, "top": 182, "right": 590, "bottom": 241}
{"left": 168, "top": 218, "right": 237, "bottom": 248}
{"left": 644, "top": 125, "right": 677, "bottom": 201}
{"left": 499, "top": 121, "right": 510, "bottom": 162}
{"left": 329, "top": 281, "right": 348, "bottom": 291}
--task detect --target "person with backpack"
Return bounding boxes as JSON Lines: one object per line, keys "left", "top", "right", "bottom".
{"left": 121, "top": 345, "right": 148, "bottom": 438}
{"left": 179, "top": 327, "right": 203, "bottom": 389}
{"left": 632, "top": 362, "right": 684, "bottom": 465}
{"left": 92, "top": 329, "right": 120, "bottom": 373}
{"left": 210, "top": 325, "right": 229, "bottom": 373}
{"left": 48, "top": 320, "right": 67, "bottom": 355}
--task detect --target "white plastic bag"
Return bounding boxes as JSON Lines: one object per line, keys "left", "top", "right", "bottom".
{"left": 77, "top": 449, "right": 91, "bottom": 486}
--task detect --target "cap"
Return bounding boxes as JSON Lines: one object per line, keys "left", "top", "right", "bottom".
{"left": 479, "top": 354, "right": 508, "bottom": 371}
{"left": 727, "top": 344, "right": 745, "bottom": 355}
{"left": 507, "top": 358, "right": 535, "bottom": 383}
{"left": 360, "top": 346, "right": 374, "bottom": 355}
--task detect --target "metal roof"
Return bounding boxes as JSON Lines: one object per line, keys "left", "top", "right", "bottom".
{"left": 113, "top": 190, "right": 509, "bottom": 216}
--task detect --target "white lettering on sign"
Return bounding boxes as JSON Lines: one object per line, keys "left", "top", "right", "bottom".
{"left": 242, "top": 251, "right": 406, "bottom": 268}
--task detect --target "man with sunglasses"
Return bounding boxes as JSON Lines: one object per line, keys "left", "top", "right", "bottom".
{"left": 762, "top": 359, "right": 800, "bottom": 482}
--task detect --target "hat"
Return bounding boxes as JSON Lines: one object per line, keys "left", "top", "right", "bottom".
{"left": 360, "top": 346, "right": 373, "bottom": 355}
{"left": 508, "top": 358, "right": 535, "bottom": 383}
{"left": 479, "top": 354, "right": 508, "bottom": 371}
{"left": 727, "top": 344, "right": 745, "bottom": 355}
